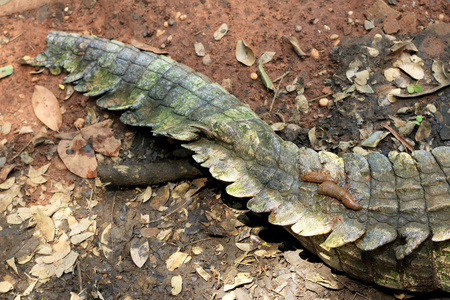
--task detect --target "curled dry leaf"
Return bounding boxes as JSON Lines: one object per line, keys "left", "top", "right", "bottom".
{"left": 415, "top": 120, "right": 431, "bottom": 142}
{"left": 235, "top": 40, "right": 255, "bottom": 66}
{"left": 32, "top": 85, "right": 62, "bottom": 132}
{"left": 130, "top": 39, "right": 168, "bottom": 54}
{"left": 361, "top": 131, "right": 390, "bottom": 147}
{"left": 80, "top": 119, "right": 121, "bottom": 157}
{"left": 432, "top": 60, "right": 449, "bottom": 85}
{"left": 0, "top": 163, "right": 17, "bottom": 184}
{"left": 287, "top": 36, "right": 307, "bottom": 57}
{"left": 57, "top": 135, "right": 97, "bottom": 178}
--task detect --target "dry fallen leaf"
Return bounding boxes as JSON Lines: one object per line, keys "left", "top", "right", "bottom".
{"left": 58, "top": 135, "right": 98, "bottom": 178}
{"left": 32, "top": 85, "right": 62, "bottom": 132}
{"left": 34, "top": 207, "right": 55, "bottom": 242}
{"left": 130, "top": 238, "right": 149, "bottom": 268}
{"left": 100, "top": 223, "right": 113, "bottom": 260}
{"left": 80, "top": 120, "right": 121, "bottom": 157}
{"left": 130, "top": 39, "right": 168, "bottom": 54}
{"left": 235, "top": 40, "right": 255, "bottom": 66}
{"left": 166, "top": 251, "right": 191, "bottom": 271}
{"left": 0, "top": 281, "right": 13, "bottom": 293}
{"left": 223, "top": 273, "right": 253, "bottom": 292}
{"left": 287, "top": 36, "right": 307, "bottom": 57}
{"left": 171, "top": 275, "right": 183, "bottom": 295}
{"left": 0, "top": 163, "right": 16, "bottom": 184}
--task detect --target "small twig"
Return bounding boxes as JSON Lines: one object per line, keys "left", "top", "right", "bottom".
{"left": 77, "top": 260, "right": 83, "bottom": 293}
{"left": 148, "top": 196, "right": 193, "bottom": 223}
{"left": 8, "top": 139, "right": 32, "bottom": 163}
{"left": 308, "top": 92, "right": 334, "bottom": 103}
{"left": 9, "top": 32, "right": 23, "bottom": 43}
{"left": 269, "top": 71, "right": 289, "bottom": 112}
{"left": 382, "top": 124, "right": 415, "bottom": 152}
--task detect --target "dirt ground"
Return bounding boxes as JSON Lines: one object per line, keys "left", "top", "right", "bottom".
{"left": 0, "top": 0, "right": 449, "bottom": 299}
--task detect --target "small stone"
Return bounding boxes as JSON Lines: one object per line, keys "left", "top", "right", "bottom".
{"left": 343, "top": 25, "right": 352, "bottom": 35}
{"left": 310, "top": 18, "right": 319, "bottom": 25}
{"left": 156, "top": 29, "right": 165, "bottom": 37}
{"left": 319, "top": 98, "right": 329, "bottom": 107}
{"left": 439, "top": 14, "right": 444, "bottom": 21}
{"left": 323, "top": 25, "right": 330, "bottom": 31}
{"left": 250, "top": 73, "right": 258, "bottom": 80}
{"left": 202, "top": 54, "right": 212, "bottom": 65}
{"left": 383, "top": 18, "right": 400, "bottom": 34}
{"left": 362, "top": 46, "right": 379, "bottom": 57}
{"left": 221, "top": 78, "right": 232, "bottom": 92}
{"left": 74, "top": 118, "right": 85, "bottom": 129}
{"left": 348, "top": 11, "right": 353, "bottom": 16}
{"left": 194, "top": 42, "right": 205, "bottom": 57}
{"left": 398, "top": 12, "right": 416, "bottom": 33}
{"left": 364, "top": 20, "right": 375, "bottom": 30}
{"left": 347, "top": 18, "right": 353, "bottom": 24}
{"left": 179, "top": 14, "right": 187, "bottom": 21}
{"left": 295, "top": 25, "right": 302, "bottom": 32}
{"left": 329, "top": 34, "right": 339, "bottom": 40}
{"left": 310, "top": 48, "right": 320, "bottom": 60}
{"left": 168, "top": 19, "right": 174, "bottom": 26}
{"left": 163, "top": 21, "right": 169, "bottom": 28}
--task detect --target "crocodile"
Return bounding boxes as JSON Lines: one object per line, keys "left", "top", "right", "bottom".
{"left": 25, "top": 31, "right": 450, "bottom": 292}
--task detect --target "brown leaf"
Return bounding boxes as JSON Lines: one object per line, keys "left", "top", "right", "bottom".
{"left": 80, "top": 120, "right": 121, "bottom": 157}
{"left": 32, "top": 85, "right": 62, "bottom": 132}
{"left": 0, "top": 163, "right": 16, "bottom": 184}
{"left": 57, "top": 135, "right": 97, "bottom": 178}
{"left": 130, "top": 39, "right": 168, "bottom": 54}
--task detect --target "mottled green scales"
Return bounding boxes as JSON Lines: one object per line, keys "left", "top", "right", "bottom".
{"left": 30, "top": 32, "right": 450, "bottom": 292}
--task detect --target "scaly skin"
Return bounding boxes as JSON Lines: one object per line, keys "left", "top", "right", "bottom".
{"left": 28, "top": 32, "right": 450, "bottom": 292}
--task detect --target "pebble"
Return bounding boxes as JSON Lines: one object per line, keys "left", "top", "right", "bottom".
{"left": 295, "top": 25, "right": 302, "bottom": 32}
{"left": 310, "top": 18, "right": 319, "bottom": 25}
{"left": 221, "top": 78, "right": 232, "bottom": 92}
{"left": 163, "top": 21, "right": 169, "bottom": 28}
{"left": 250, "top": 73, "right": 258, "bottom": 80}
{"left": 194, "top": 42, "right": 205, "bottom": 56}
{"left": 169, "top": 19, "right": 174, "bottom": 26}
{"left": 319, "top": 98, "right": 329, "bottom": 107}
{"left": 156, "top": 29, "right": 165, "bottom": 37}
{"left": 329, "top": 34, "right": 339, "bottom": 40}
{"left": 310, "top": 48, "right": 320, "bottom": 60}
{"left": 180, "top": 14, "right": 187, "bottom": 21}
{"left": 364, "top": 20, "right": 375, "bottom": 30}
{"left": 202, "top": 54, "right": 212, "bottom": 65}
{"left": 323, "top": 25, "right": 330, "bottom": 31}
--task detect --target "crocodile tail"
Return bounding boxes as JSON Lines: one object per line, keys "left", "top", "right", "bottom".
{"left": 32, "top": 32, "right": 450, "bottom": 291}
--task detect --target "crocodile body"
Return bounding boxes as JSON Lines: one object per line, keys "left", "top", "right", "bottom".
{"left": 30, "top": 32, "right": 450, "bottom": 292}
